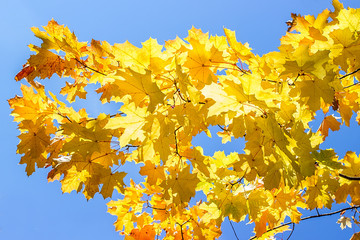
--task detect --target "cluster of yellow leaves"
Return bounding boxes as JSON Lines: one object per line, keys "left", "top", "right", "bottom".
{"left": 8, "top": 0, "right": 360, "bottom": 239}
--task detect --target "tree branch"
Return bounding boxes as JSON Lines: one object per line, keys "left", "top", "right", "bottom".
{"left": 177, "top": 218, "right": 192, "bottom": 240}
{"left": 217, "top": 124, "right": 227, "bottom": 132}
{"left": 146, "top": 201, "right": 167, "bottom": 211}
{"left": 339, "top": 173, "right": 360, "bottom": 181}
{"left": 341, "top": 68, "right": 360, "bottom": 89}
{"left": 249, "top": 205, "right": 360, "bottom": 240}
{"left": 262, "top": 79, "right": 283, "bottom": 84}
{"left": 174, "top": 126, "right": 183, "bottom": 158}
{"left": 340, "top": 68, "right": 360, "bottom": 80}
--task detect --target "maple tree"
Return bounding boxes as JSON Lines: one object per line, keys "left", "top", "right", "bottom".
{"left": 8, "top": 0, "right": 360, "bottom": 239}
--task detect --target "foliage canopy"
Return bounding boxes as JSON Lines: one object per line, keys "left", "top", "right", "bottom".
{"left": 9, "top": 0, "right": 360, "bottom": 239}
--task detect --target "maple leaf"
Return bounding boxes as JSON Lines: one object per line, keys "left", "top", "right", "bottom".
{"left": 337, "top": 8, "right": 360, "bottom": 32}
{"left": 351, "top": 232, "right": 360, "bottom": 240}
{"left": 15, "top": 65, "right": 35, "bottom": 81}
{"left": 61, "top": 165, "right": 91, "bottom": 193}
{"left": 202, "top": 82, "right": 242, "bottom": 117}
{"left": 139, "top": 160, "right": 165, "bottom": 185}
{"left": 183, "top": 29, "right": 225, "bottom": 88}
{"left": 340, "top": 152, "right": 360, "bottom": 179}
{"left": 129, "top": 225, "right": 156, "bottom": 240}
{"left": 224, "top": 28, "right": 254, "bottom": 62}
{"left": 61, "top": 121, "right": 112, "bottom": 156}
{"left": 282, "top": 44, "right": 330, "bottom": 80}
{"left": 337, "top": 216, "right": 352, "bottom": 229}
{"left": 329, "top": 28, "right": 360, "bottom": 72}
{"left": 303, "top": 170, "right": 339, "bottom": 209}
{"left": 105, "top": 103, "right": 148, "bottom": 147}
{"left": 60, "top": 79, "right": 87, "bottom": 103}
{"left": 8, "top": 84, "right": 59, "bottom": 123}
{"left": 317, "top": 115, "right": 341, "bottom": 139}
{"left": 97, "top": 68, "right": 165, "bottom": 112}
{"left": 102, "top": 37, "right": 167, "bottom": 73}
{"left": 312, "top": 149, "right": 343, "bottom": 170}
{"left": 100, "top": 171, "right": 127, "bottom": 199}
{"left": 176, "top": 62, "right": 201, "bottom": 103}
{"left": 296, "top": 77, "right": 335, "bottom": 111}
{"left": 31, "top": 19, "right": 87, "bottom": 57}
{"left": 160, "top": 165, "right": 200, "bottom": 204}
{"left": 17, "top": 119, "right": 52, "bottom": 175}
{"left": 335, "top": 91, "right": 359, "bottom": 126}
{"left": 222, "top": 194, "right": 248, "bottom": 222}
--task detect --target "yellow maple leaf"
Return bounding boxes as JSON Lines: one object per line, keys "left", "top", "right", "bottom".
{"left": 100, "top": 171, "right": 127, "bottom": 199}
{"left": 303, "top": 170, "right": 339, "bottom": 209}
{"left": 335, "top": 91, "right": 359, "bottom": 126}
{"left": 61, "top": 165, "right": 91, "bottom": 193}
{"left": 282, "top": 44, "right": 330, "bottom": 80}
{"left": 340, "top": 152, "right": 360, "bottom": 180}
{"left": 31, "top": 19, "right": 87, "bottom": 57}
{"left": 201, "top": 82, "right": 242, "bottom": 117}
{"left": 176, "top": 62, "right": 201, "bottom": 104}
{"left": 60, "top": 79, "right": 87, "bottom": 103}
{"left": 139, "top": 160, "right": 165, "bottom": 185}
{"left": 61, "top": 122, "right": 112, "bottom": 156}
{"left": 329, "top": 28, "right": 360, "bottom": 73}
{"left": 105, "top": 103, "right": 148, "bottom": 147}
{"left": 97, "top": 69, "right": 165, "bottom": 112}
{"left": 108, "top": 181, "right": 145, "bottom": 234}
{"left": 8, "top": 84, "right": 60, "bottom": 123}
{"left": 337, "top": 8, "right": 360, "bottom": 32}
{"left": 296, "top": 77, "right": 335, "bottom": 111}
{"left": 317, "top": 115, "right": 341, "bottom": 139}
{"left": 224, "top": 28, "right": 254, "bottom": 62}
{"left": 160, "top": 165, "right": 200, "bottom": 205}
{"left": 17, "top": 119, "right": 51, "bottom": 175}
{"left": 183, "top": 29, "right": 225, "bottom": 88}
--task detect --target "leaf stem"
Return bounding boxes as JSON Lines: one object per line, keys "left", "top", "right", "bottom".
{"left": 229, "top": 218, "right": 240, "bottom": 240}
{"left": 174, "top": 126, "right": 183, "bottom": 158}
{"left": 74, "top": 58, "right": 107, "bottom": 76}
{"left": 286, "top": 223, "right": 295, "bottom": 240}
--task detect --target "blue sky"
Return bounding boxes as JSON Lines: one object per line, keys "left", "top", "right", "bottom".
{"left": 2, "top": 0, "right": 360, "bottom": 239}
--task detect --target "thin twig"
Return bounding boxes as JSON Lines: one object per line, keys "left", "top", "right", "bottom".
{"left": 173, "top": 79, "right": 191, "bottom": 104}
{"left": 146, "top": 201, "right": 167, "bottom": 211}
{"left": 339, "top": 173, "right": 360, "bottom": 181}
{"left": 217, "top": 124, "right": 228, "bottom": 132}
{"left": 262, "top": 79, "right": 283, "bottom": 84}
{"left": 174, "top": 126, "right": 182, "bottom": 157}
{"left": 74, "top": 58, "right": 107, "bottom": 76}
{"left": 229, "top": 218, "right": 240, "bottom": 240}
{"left": 341, "top": 68, "right": 360, "bottom": 89}
{"left": 177, "top": 218, "right": 191, "bottom": 240}
{"left": 229, "top": 170, "right": 248, "bottom": 187}
{"left": 340, "top": 68, "right": 360, "bottom": 80}
{"left": 180, "top": 224, "right": 184, "bottom": 240}
{"left": 57, "top": 113, "right": 72, "bottom": 123}
{"left": 78, "top": 113, "right": 124, "bottom": 124}
{"left": 249, "top": 205, "right": 360, "bottom": 240}
{"left": 343, "top": 82, "right": 360, "bottom": 89}
{"left": 286, "top": 223, "right": 295, "bottom": 240}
